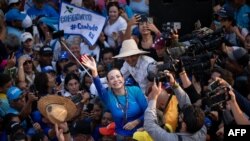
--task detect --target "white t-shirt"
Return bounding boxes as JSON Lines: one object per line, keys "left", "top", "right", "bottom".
{"left": 80, "top": 43, "right": 101, "bottom": 63}
{"left": 104, "top": 16, "right": 127, "bottom": 47}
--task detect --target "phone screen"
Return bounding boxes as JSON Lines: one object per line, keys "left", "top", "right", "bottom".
{"left": 147, "top": 17, "right": 153, "bottom": 23}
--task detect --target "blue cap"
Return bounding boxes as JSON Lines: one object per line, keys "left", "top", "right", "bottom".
{"left": 41, "top": 66, "right": 55, "bottom": 73}
{"left": 5, "top": 8, "right": 26, "bottom": 22}
{"left": 7, "top": 86, "right": 23, "bottom": 101}
{"left": 58, "top": 51, "right": 69, "bottom": 61}
{"left": 217, "top": 7, "right": 234, "bottom": 19}
{"left": 38, "top": 17, "right": 58, "bottom": 31}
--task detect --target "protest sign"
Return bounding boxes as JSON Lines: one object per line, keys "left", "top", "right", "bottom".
{"left": 59, "top": 2, "right": 106, "bottom": 45}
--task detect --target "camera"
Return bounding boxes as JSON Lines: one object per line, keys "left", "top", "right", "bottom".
{"left": 71, "top": 94, "right": 83, "bottom": 105}
{"left": 147, "top": 62, "right": 171, "bottom": 83}
{"left": 203, "top": 81, "right": 231, "bottom": 109}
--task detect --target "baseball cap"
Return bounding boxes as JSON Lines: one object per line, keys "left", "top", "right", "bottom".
{"left": 217, "top": 7, "right": 234, "bottom": 19}
{"left": 228, "top": 46, "right": 249, "bottom": 67}
{"left": 7, "top": 86, "right": 23, "bottom": 102}
{"left": 8, "top": 0, "right": 20, "bottom": 5}
{"left": 99, "top": 122, "right": 115, "bottom": 136}
{"left": 41, "top": 66, "right": 55, "bottom": 73}
{"left": 58, "top": 51, "right": 69, "bottom": 61}
{"left": 227, "top": 46, "right": 247, "bottom": 60}
{"left": 39, "top": 46, "right": 53, "bottom": 56}
{"left": 7, "top": 121, "right": 24, "bottom": 135}
{"left": 20, "top": 32, "right": 33, "bottom": 43}
{"left": 5, "top": 8, "right": 26, "bottom": 22}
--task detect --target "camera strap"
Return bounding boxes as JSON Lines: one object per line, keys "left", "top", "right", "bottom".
{"left": 113, "top": 88, "right": 128, "bottom": 125}
{"left": 163, "top": 93, "right": 174, "bottom": 114}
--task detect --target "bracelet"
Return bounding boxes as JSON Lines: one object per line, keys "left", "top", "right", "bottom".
{"left": 63, "top": 130, "right": 70, "bottom": 134}
{"left": 179, "top": 71, "right": 186, "bottom": 75}
{"left": 172, "top": 81, "right": 179, "bottom": 89}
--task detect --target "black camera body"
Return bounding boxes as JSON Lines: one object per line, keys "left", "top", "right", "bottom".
{"left": 71, "top": 94, "right": 83, "bottom": 105}
{"left": 203, "top": 80, "right": 230, "bottom": 109}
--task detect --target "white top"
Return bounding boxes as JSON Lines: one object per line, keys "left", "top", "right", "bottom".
{"left": 104, "top": 16, "right": 127, "bottom": 47}
{"left": 120, "top": 55, "right": 155, "bottom": 94}
{"left": 80, "top": 43, "right": 101, "bottom": 63}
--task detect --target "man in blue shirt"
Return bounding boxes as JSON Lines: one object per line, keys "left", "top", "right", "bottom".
{"left": 27, "top": 0, "right": 59, "bottom": 20}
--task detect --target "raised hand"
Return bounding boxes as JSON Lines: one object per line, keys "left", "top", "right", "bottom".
{"left": 81, "top": 55, "right": 97, "bottom": 71}
{"left": 148, "top": 80, "right": 162, "bottom": 101}
{"left": 81, "top": 55, "right": 98, "bottom": 77}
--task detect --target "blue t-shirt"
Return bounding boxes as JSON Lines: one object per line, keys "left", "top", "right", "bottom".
{"left": 27, "top": 4, "right": 59, "bottom": 20}
{"left": 235, "top": 4, "right": 250, "bottom": 30}
{"left": 93, "top": 76, "right": 148, "bottom": 136}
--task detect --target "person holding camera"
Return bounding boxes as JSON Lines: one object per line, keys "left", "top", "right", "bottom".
{"left": 81, "top": 53, "right": 148, "bottom": 140}
{"left": 144, "top": 72, "right": 207, "bottom": 141}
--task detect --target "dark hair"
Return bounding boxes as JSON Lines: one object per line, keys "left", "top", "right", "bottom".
{"left": 34, "top": 72, "right": 49, "bottom": 96}
{"left": 3, "top": 113, "right": 19, "bottom": 131}
{"left": 0, "top": 73, "right": 12, "bottom": 88}
{"left": 222, "top": 16, "right": 236, "bottom": 26}
{"left": 182, "top": 105, "right": 205, "bottom": 133}
{"left": 64, "top": 73, "right": 80, "bottom": 92}
{"left": 211, "top": 68, "right": 234, "bottom": 86}
{"left": 4, "top": 34, "right": 20, "bottom": 52}
{"left": 106, "top": 68, "right": 123, "bottom": 81}
{"left": 101, "top": 48, "right": 115, "bottom": 60}
{"left": 107, "top": 2, "right": 121, "bottom": 16}
{"left": 0, "top": 16, "right": 5, "bottom": 35}
{"left": 81, "top": 72, "right": 92, "bottom": 92}
{"left": 31, "top": 131, "right": 46, "bottom": 141}
{"left": 63, "top": 62, "right": 77, "bottom": 74}
{"left": 12, "top": 132, "right": 27, "bottom": 141}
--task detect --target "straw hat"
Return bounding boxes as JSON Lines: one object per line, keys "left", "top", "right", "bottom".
{"left": 113, "top": 39, "right": 148, "bottom": 58}
{"left": 38, "top": 95, "right": 77, "bottom": 124}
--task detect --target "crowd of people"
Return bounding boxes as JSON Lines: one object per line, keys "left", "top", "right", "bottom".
{"left": 0, "top": 0, "right": 250, "bottom": 141}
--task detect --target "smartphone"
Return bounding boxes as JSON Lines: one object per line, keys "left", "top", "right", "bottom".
{"left": 208, "top": 80, "right": 220, "bottom": 91}
{"left": 85, "top": 103, "right": 94, "bottom": 113}
{"left": 147, "top": 17, "right": 154, "bottom": 23}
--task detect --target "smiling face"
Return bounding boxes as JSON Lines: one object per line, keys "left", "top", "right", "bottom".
{"left": 108, "top": 5, "right": 119, "bottom": 22}
{"left": 107, "top": 69, "right": 124, "bottom": 89}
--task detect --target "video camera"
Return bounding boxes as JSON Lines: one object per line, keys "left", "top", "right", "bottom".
{"left": 184, "top": 27, "right": 225, "bottom": 55}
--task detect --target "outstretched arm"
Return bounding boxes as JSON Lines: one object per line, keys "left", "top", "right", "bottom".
{"left": 81, "top": 55, "right": 98, "bottom": 77}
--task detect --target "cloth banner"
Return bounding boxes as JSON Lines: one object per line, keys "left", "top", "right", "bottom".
{"left": 59, "top": 2, "right": 106, "bottom": 45}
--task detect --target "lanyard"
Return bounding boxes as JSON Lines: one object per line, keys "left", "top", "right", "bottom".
{"left": 113, "top": 88, "right": 129, "bottom": 125}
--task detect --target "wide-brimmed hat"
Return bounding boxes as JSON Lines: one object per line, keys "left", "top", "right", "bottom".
{"left": 113, "top": 39, "right": 148, "bottom": 58}
{"left": 38, "top": 95, "right": 77, "bottom": 124}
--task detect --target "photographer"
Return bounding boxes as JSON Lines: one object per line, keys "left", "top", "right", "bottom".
{"left": 144, "top": 71, "right": 206, "bottom": 141}
{"left": 62, "top": 73, "right": 92, "bottom": 121}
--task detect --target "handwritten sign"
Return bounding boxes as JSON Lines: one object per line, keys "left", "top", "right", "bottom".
{"left": 59, "top": 2, "right": 106, "bottom": 45}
